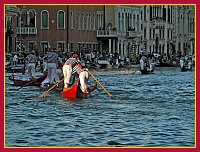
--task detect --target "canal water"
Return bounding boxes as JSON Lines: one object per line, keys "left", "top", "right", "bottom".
{"left": 5, "top": 67, "right": 195, "bottom": 147}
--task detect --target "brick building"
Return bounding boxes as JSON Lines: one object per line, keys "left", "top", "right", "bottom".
{"left": 7, "top": 5, "right": 104, "bottom": 56}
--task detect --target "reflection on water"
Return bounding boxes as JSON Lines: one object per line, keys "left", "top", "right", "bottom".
{"left": 5, "top": 67, "right": 195, "bottom": 147}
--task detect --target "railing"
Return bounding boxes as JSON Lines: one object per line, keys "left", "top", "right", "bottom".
{"left": 16, "top": 27, "right": 37, "bottom": 35}
{"left": 186, "top": 33, "right": 195, "bottom": 39}
{"left": 97, "top": 30, "right": 117, "bottom": 37}
{"left": 125, "top": 31, "right": 140, "bottom": 38}
{"left": 97, "top": 30, "right": 140, "bottom": 38}
{"left": 151, "top": 19, "right": 165, "bottom": 29}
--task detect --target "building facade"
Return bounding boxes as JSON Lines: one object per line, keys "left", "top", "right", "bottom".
{"left": 6, "top": 5, "right": 195, "bottom": 59}
{"left": 5, "top": 5, "right": 20, "bottom": 53}
{"left": 7, "top": 5, "right": 104, "bottom": 56}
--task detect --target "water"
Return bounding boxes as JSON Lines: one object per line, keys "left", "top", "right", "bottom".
{"left": 5, "top": 67, "right": 195, "bottom": 147}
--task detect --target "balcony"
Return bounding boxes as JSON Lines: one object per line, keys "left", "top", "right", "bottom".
{"left": 16, "top": 27, "right": 37, "bottom": 35}
{"left": 97, "top": 30, "right": 117, "bottom": 38}
{"left": 151, "top": 19, "right": 165, "bottom": 29}
{"left": 186, "top": 33, "right": 195, "bottom": 39}
{"left": 125, "top": 31, "right": 141, "bottom": 38}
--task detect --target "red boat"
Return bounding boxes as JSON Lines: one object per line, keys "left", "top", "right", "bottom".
{"left": 9, "top": 73, "right": 47, "bottom": 86}
{"left": 61, "top": 80, "right": 97, "bottom": 99}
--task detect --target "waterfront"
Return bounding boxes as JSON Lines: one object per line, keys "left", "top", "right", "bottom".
{"left": 5, "top": 67, "right": 195, "bottom": 147}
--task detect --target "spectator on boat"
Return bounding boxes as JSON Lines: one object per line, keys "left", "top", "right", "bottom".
{"left": 63, "top": 54, "right": 81, "bottom": 91}
{"left": 43, "top": 56, "right": 48, "bottom": 72}
{"left": 47, "top": 48, "right": 58, "bottom": 85}
{"left": 187, "top": 57, "right": 193, "bottom": 70}
{"left": 9, "top": 53, "right": 13, "bottom": 66}
{"left": 148, "top": 57, "right": 154, "bottom": 72}
{"left": 25, "top": 50, "right": 37, "bottom": 80}
{"left": 180, "top": 56, "right": 185, "bottom": 69}
{"left": 13, "top": 53, "right": 18, "bottom": 65}
{"left": 140, "top": 55, "right": 147, "bottom": 70}
{"left": 54, "top": 58, "right": 63, "bottom": 84}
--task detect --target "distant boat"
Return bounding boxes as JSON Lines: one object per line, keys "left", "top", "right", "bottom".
{"left": 6, "top": 65, "right": 24, "bottom": 73}
{"left": 9, "top": 73, "right": 47, "bottom": 86}
{"left": 140, "top": 59, "right": 155, "bottom": 74}
{"left": 96, "top": 57, "right": 111, "bottom": 69}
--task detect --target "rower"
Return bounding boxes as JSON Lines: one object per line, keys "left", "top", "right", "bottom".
{"left": 62, "top": 54, "right": 81, "bottom": 91}
{"left": 74, "top": 64, "right": 97, "bottom": 94}
{"left": 24, "top": 50, "right": 37, "bottom": 80}
{"left": 47, "top": 48, "right": 58, "bottom": 85}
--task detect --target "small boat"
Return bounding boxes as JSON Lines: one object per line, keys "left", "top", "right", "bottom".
{"left": 6, "top": 65, "right": 23, "bottom": 73}
{"left": 140, "top": 59, "right": 155, "bottom": 74}
{"left": 156, "top": 61, "right": 179, "bottom": 67}
{"left": 180, "top": 57, "right": 193, "bottom": 72}
{"left": 9, "top": 73, "right": 47, "bottom": 86}
{"left": 140, "top": 67, "right": 154, "bottom": 74}
{"left": 180, "top": 64, "right": 192, "bottom": 72}
{"left": 96, "top": 57, "right": 111, "bottom": 69}
{"left": 61, "top": 80, "right": 97, "bottom": 99}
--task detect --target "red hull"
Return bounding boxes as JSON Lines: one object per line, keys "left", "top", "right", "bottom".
{"left": 61, "top": 80, "right": 88, "bottom": 99}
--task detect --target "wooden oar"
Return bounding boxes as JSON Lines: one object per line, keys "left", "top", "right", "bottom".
{"left": 16, "top": 79, "right": 35, "bottom": 90}
{"left": 88, "top": 70, "right": 114, "bottom": 99}
{"left": 38, "top": 78, "right": 64, "bottom": 98}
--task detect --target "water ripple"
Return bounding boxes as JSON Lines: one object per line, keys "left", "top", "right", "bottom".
{"left": 5, "top": 67, "right": 195, "bottom": 147}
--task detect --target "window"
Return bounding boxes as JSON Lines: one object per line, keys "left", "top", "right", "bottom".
{"left": 122, "top": 13, "right": 124, "bottom": 31}
{"left": 144, "top": 6, "right": 146, "bottom": 21}
{"left": 28, "top": 41, "right": 36, "bottom": 52}
{"left": 41, "top": 10, "right": 48, "bottom": 29}
{"left": 118, "top": 13, "right": 121, "bottom": 31}
{"left": 41, "top": 42, "right": 49, "bottom": 56}
{"left": 21, "top": 11, "right": 27, "bottom": 27}
{"left": 78, "top": 13, "right": 81, "bottom": 30}
{"left": 82, "top": 13, "right": 85, "bottom": 30}
{"left": 29, "top": 10, "right": 36, "bottom": 27}
{"left": 86, "top": 14, "right": 89, "bottom": 31}
{"left": 78, "top": 43, "right": 81, "bottom": 51}
{"left": 150, "top": 29, "right": 152, "bottom": 39}
{"left": 70, "top": 43, "right": 73, "bottom": 52}
{"left": 137, "top": 14, "right": 139, "bottom": 31}
{"left": 57, "top": 10, "right": 65, "bottom": 29}
{"left": 70, "top": 11, "right": 73, "bottom": 30}
{"left": 89, "top": 14, "right": 92, "bottom": 31}
{"left": 93, "top": 14, "right": 96, "bottom": 30}
{"left": 144, "top": 29, "right": 146, "bottom": 39}
{"left": 57, "top": 42, "right": 65, "bottom": 51}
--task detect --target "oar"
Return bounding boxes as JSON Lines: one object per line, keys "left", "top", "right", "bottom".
{"left": 38, "top": 78, "right": 64, "bottom": 98}
{"left": 88, "top": 70, "right": 114, "bottom": 99}
{"left": 16, "top": 79, "right": 35, "bottom": 90}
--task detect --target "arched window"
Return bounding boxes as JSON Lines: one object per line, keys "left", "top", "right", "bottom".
{"left": 118, "top": 12, "right": 121, "bottom": 31}
{"left": 41, "top": 10, "right": 48, "bottom": 29}
{"left": 57, "top": 10, "right": 65, "bottom": 29}
{"left": 21, "top": 10, "right": 28, "bottom": 27}
{"left": 29, "top": 10, "right": 36, "bottom": 27}
{"left": 70, "top": 11, "right": 74, "bottom": 30}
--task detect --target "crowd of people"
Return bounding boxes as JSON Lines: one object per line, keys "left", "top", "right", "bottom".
{"left": 7, "top": 47, "right": 194, "bottom": 91}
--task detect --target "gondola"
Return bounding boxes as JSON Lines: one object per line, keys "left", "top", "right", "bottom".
{"left": 61, "top": 80, "right": 97, "bottom": 99}
{"left": 140, "top": 67, "right": 154, "bottom": 74}
{"left": 6, "top": 65, "right": 23, "bottom": 73}
{"left": 9, "top": 73, "right": 47, "bottom": 86}
{"left": 140, "top": 63, "right": 155, "bottom": 74}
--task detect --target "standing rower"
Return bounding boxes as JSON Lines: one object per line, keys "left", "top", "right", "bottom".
{"left": 47, "top": 48, "right": 58, "bottom": 85}
{"left": 62, "top": 54, "right": 81, "bottom": 91}
{"left": 25, "top": 50, "right": 37, "bottom": 80}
